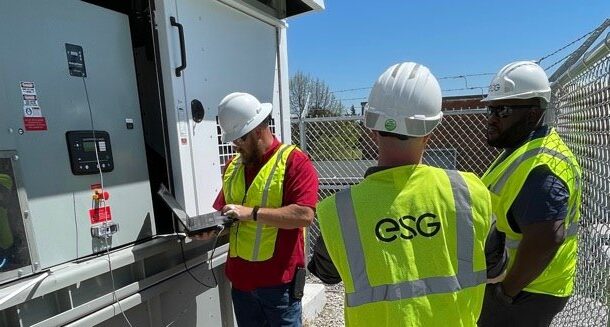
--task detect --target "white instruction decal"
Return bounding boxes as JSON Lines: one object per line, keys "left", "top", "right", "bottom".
{"left": 20, "top": 81, "right": 47, "bottom": 131}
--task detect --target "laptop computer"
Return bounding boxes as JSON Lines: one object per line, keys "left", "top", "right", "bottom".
{"left": 157, "top": 184, "right": 234, "bottom": 236}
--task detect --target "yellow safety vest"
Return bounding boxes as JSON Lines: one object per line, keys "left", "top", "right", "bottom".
{"left": 481, "top": 128, "right": 581, "bottom": 297}
{"left": 318, "top": 165, "right": 492, "bottom": 327}
{"left": 223, "top": 144, "right": 297, "bottom": 262}
{"left": 0, "top": 174, "right": 14, "bottom": 250}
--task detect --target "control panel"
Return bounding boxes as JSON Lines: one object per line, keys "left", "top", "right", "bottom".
{"left": 66, "top": 131, "right": 114, "bottom": 175}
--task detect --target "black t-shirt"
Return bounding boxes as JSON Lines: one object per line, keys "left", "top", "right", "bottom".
{"left": 501, "top": 126, "right": 569, "bottom": 232}
{"left": 507, "top": 165, "right": 569, "bottom": 232}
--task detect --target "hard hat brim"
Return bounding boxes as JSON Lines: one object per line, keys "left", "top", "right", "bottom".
{"left": 364, "top": 109, "right": 443, "bottom": 137}
{"left": 221, "top": 102, "right": 273, "bottom": 143}
{"left": 482, "top": 90, "right": 551, "bottom": 103}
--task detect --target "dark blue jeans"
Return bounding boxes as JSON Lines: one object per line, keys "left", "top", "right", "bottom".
{"left": 231, "top": 284, "right": 302, "bottom": 327}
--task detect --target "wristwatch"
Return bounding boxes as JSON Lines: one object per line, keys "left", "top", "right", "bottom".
{"left": 493, "top": 283, "right": 514, "bottom": 304}
{"left": 252, "top": 206, "right": 260, "bottom": 221}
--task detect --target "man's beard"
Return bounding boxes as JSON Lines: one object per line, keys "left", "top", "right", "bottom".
{"left": 487, "top": 116, "right": 535, "bottom": 149}
{"left": 240, "top": 150, "right": 262, "bottom": 165}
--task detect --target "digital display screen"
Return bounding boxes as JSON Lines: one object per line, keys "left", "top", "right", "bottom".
{"left": 83, "top": 140, "right": 96, "bottom": 152}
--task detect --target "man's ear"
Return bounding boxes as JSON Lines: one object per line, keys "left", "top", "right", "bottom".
{"left": 527, "top": 109, "right": 543, "bottom": 126}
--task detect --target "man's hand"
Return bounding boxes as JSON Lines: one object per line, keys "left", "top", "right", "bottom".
{"left": 501, "top": 220, "right": 565, "bottom": 297}
{"left": 223, "top": 204, "right": 253, "bottom": 221}
{"left": 189, "top": 227, "right": 222, "bottom": 241}
{"left": 487, "top": 269, "right": 507, "bottom": 284}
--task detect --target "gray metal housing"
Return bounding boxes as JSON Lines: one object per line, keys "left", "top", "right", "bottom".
{"left": 0, "top": 0, "right": 155, "bottom": 274}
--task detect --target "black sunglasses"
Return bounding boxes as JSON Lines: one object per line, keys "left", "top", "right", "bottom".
{"left": 486, "top": 105, "right": 538, "bottom": 118}
{"left": 233, "top": 131, "right": 250, "bottom": 144}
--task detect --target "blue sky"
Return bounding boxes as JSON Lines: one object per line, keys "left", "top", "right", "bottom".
{"left": 287, "top": 1, "right": 609, "bottom": 109}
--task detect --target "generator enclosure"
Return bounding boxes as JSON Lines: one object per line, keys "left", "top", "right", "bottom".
{"left": 155, "top": 0, "right": 294, "bottom": 218}
{"left": 0, "top": 0, "right": 155, "bottom": 282}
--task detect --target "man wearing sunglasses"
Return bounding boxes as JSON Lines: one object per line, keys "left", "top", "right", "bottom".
{"left": 192, "top": 92, "right": 318, "bottom": 326}
{"left": 478, "top": 61, "right": 582, "bottom": 327}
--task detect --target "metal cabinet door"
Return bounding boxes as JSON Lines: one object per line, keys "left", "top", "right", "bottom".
{"left": 0, "top": 0, "right": 155, "bottom": 270}
{"left": 155, "top": 0, "right": 283, "bottom": 217}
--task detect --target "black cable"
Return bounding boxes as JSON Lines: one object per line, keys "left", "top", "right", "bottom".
{"left": 178, "top": 238, "right": 214, "bottom": 288}
{"left": 83, "top": 77, "right": 134, "bottom": 327}
{"left": 177, "top": 225, "right": 223, "bottom": 289}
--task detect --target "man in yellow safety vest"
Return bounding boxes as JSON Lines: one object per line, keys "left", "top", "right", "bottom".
{"left": 192, "top": 92, "right": 319, "bottom": 327}
{"left": 309, "top": 62, "right": 506, "bottom": 327}
{"left": 478, "top": 61, "right": 581, "bottom": 327}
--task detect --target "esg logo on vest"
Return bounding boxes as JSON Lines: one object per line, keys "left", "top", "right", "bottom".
{"left": 375, "top": 213, "right": 441, "bottom": 242}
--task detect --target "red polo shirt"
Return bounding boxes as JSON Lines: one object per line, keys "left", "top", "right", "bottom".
{"left": 213, "top": 138, "right": 319, "bottom": 291}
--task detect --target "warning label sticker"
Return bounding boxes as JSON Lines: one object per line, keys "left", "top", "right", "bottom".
{"left": 22, "top": 94, "right": 37, "bottom": 101}
{"left": 89, "top": 206, "right": 112, "bottom": 224}
{"left": 20, "top": 81, "right": 46, "bottom": 131}
{"left": 23, "top": 117, "right": 47, "bottom": 131}
{"left": 20, "top": 87, "right": 36, "bottom": 96}
{"left": 23, "top": 106, "right": 42, "bottom": 117}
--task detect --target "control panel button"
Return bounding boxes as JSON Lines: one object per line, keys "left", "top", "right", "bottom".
{"left": 66, "top": 131, "right": 114, "bottom": 175}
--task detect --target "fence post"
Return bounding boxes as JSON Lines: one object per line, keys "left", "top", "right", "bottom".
{"left": 298, "top": 117, "right": 309, "bottom": 265}
{"left": 299, "top": 118, "right": 308, "bottom": 154}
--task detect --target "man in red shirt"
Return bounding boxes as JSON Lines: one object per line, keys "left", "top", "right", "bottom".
{"left": 194, "top": 92, "right": 318, "bottom": 327}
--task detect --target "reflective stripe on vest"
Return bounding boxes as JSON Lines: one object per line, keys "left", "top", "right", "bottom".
{"left": 225, "top": 144, "right": 294, "bottom": 261}
{"left": 488, "top": 145, "right": 582, "bottom": 245}
{"left": 506, "top": 222, "right": 579, "bottom": 249}
{"left": 336, "top": 169, "right": 487, "bottom": 307}
{"left": 250, "top": 144, "right": 293, "bottom": 261}
{"left": 490, "top": 147, "right": 576, "bottom": 195}
{"left": 482, "top": 129, "right": 581, "bottom": 296}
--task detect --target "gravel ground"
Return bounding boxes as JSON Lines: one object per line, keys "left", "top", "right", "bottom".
{"left": 305, "top": 275, "right": 345, "bottom": 327}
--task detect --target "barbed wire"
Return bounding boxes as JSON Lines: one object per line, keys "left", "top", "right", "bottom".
{"left": 537, "top": 29, "right": 595, "bottom": 64}
{"left": 331, "top": 73, "right": 495, "bottom": 95}
{"left": 544, "top": 52, "right": 575, "bottom": 71}
{"left": 331, "top": 26, "right": 603, "bottom": 99}
{"left": 331, "top": 87, "right": 374, "bottom": 94}
{"left": 337, "top": 97, "right": 367, "bottom": 102}
{"left": 337, "top": 86, "right": 488, "bottom": 102}
{"left": 437, "top": 73, "right": 495, "bottom": 80}
{"left": 442, "top": 86, "right": 488, "bottom": 93}
{"left": 327, "top": 25, "right": 599, "bottom": 99}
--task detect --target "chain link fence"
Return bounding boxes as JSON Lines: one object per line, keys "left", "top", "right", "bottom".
{"left": 549, "top": 49, "right": 610, "bottom": 326}
{"left": 294, "top": 42, "right": 610, "bottom": 326}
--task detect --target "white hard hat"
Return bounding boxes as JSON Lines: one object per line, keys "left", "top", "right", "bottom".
{"left": 218, "top": 92, "right": 272, "bottom": 143}
{"left": 483, "top": 61, "right": 551, "bottom": 103}
{"left": 365, "top": 62, "right": 443, "bottom": 137}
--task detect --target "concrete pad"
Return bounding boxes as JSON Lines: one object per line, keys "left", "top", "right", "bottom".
{"left": 302, "top": 283, "right": 326, "bottom": 325}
